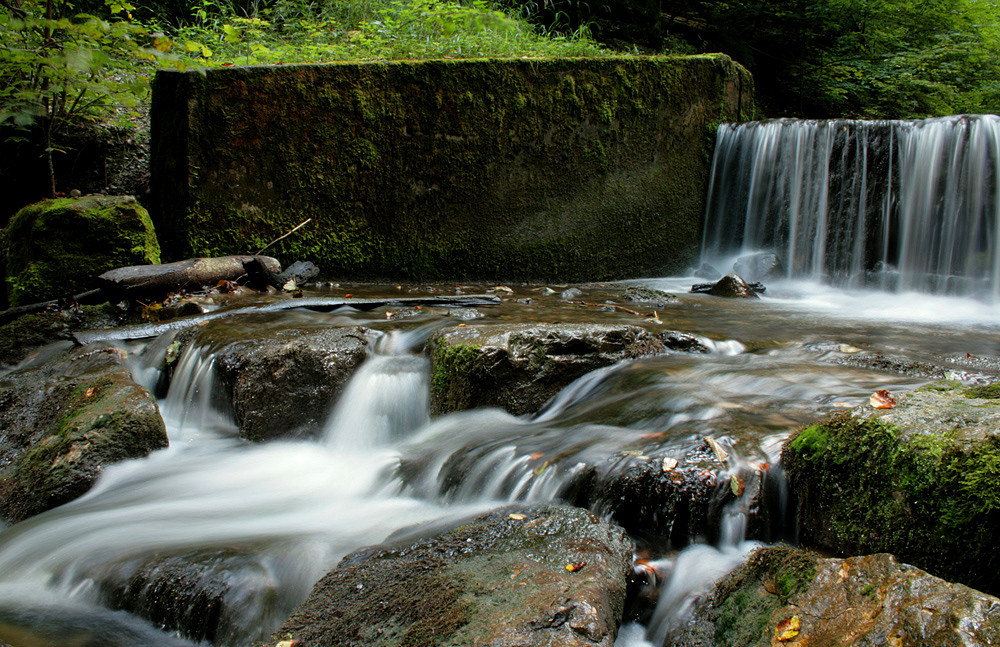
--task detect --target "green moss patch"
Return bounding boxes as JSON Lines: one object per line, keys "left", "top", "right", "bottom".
{"left": 784, "top": 407, "right": 1000, "bottom": 594}
{"left": 2, "top": 196, "right": 160, "bottom": 307}
{"left": 151, "top": 56, "right": 752, "bottom": 281}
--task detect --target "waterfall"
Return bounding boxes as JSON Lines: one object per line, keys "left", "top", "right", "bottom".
{"left": 702, "top": 115, "right": 1000, "bottom": 296}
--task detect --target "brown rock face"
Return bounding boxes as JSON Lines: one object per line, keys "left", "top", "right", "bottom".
{"left": 673, "top": 546, "right": 1000, "bottom": 647}
{"left": 265, "top": 505, "right": 632, "bottom": 647}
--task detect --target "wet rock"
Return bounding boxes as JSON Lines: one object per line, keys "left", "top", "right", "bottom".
{"left": 277, "top": 260, "right": 320, "bottom": 287}
{"left": 621, "top": 286, "right": 679, "bottom": 308}
{"left": 2, "top": 195, "right": 160, "bottom": 307}
{"left": 194, "top": 322, "right": 371, "bottom": 442}
{"left": 783, "top": 382, "right": 1000, "bottom": 595}
{"left": 0, "top": 343, "right": 167, "bottom": 522}
{"left": 732, "top": 252, "right": 781, "bottom": 283}
{"left": 692, "top": 274, "right": 762, "bottom": 298}
{"left": 447, "top": 307, "right": 485, "bottom": 320}
{"left": 561, "top": 287, "right": 584, "bottom": 300}
{"left": 429, "top": 323, "right": 668, "bottom": 415}
{"left": 96, "top": 548, "right": 288, "bottom": 646}
{"left": 0, "top": 303, "right": 127, "bottom": 367}
{"left": 673, "top": 546, "right": 1000, "bottom": 647}
{"left": 692, "top": 262, "right": 722, "bottom": 281}
{"left": 264, "top": 505, "right": 631, "bottom": 647}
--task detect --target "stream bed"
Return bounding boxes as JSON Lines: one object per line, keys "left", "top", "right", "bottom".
{"left": 0, "top": 278, "right": 997, "bottom": 646}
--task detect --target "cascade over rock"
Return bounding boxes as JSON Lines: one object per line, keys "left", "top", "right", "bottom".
{"left": 702, "top": 115, "right": 1000, "bottom": 296}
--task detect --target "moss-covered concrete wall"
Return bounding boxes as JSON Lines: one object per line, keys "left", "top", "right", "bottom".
{"left": 150, "top": 56, "right": 752, "bottom": 281}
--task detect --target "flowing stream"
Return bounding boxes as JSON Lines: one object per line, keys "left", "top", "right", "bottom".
{"left": 0, "top": 115, "right": 997, "bottom": 646}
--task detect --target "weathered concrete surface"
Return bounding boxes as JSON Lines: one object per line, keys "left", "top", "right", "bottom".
{"left": 782, "top": 382, "right": 1000, "bottom": 595}
{"left": 151, "top": 56, "right": 752, "bottom": 281}
{"left": 673, "top": 546, "right": 1000, "bottom": 647}
{"left": 0, "top": 344, "right": 167, "bottom": 521}
{"left": 264, "top": 505, "right": 632, "bottom": 647}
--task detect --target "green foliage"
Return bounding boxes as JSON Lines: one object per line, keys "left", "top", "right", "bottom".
{"left": 528, "top": 0, "right": 1000, "bottom": 117}
{"left": 0, "top": 0, "right": 190, "bottom": 195}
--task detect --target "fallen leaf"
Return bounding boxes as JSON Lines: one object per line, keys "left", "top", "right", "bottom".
{"left": 533, "top": 461, "right": 549, "bottom": 476}
{"left": 774, "top": 615, "right": 800, "bottom": 641}
{"left": 344, "top": 293, "right": 352, "bottom": 298}
{"left": 458, "top": 323, "right": 467, "bottom": 327}
{"left": 749, "top": 461, "right": 770, "bottom": 472}
{"left": 705, "top": 436, "right": 730, "bottom": 464}
{"left": 84, "top": 387, "right": 96, "bottom": 398}
{"left": 275, "top": 640, "right": 300, "bottom": 647}
{"left": 640, "top": 431, "right": 666, "bottom": 440}
{"left": 494, "top": 286, "right": 514, "bottom": 293}
{"left": 870, "top": 389, "right": 896, "bottom": 409}
{"left": 662, "top": 457, "right": 679, "bottom": 472}
{"left": 565, "top": 561, "right": 586, "bottom": 572}
{"left": 839, "top": 344, "right": 863, "bottom": 353}
{"left": 730, "top": 474, "right": 745, "bottom": 496}
{"left": 668, "top": 471, "right": 685, "bottom": 484}
{"left": 385, "top": 312, "right": 395, "bottom": 319}
{"left": 530, "top": 452, "right": 545, "bottom": 460}
{"left": 509, "top": 513, "right": 526, "bottom": 520}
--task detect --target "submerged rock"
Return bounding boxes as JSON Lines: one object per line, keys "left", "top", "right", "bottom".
{"left": 429, "top": 323, "right": 669, "bottom": 415}
{"left": 0, "top": 344, "right": 167, "bottom": 521}
{"left": 96, "top": 548, "right": 289, "bottom": 646}
{"left": 692, "top": 273, "right": 762, "bottom": 299}
{"left": 621, "top": 286, "right": 679, "bottom": 308}
{"left": 1, "top": 195, "right": 161, "bottom": 307}
{"left": 185, "top": 322, "right": 371, "bottom": 442}
{"left": 783, "top": 382, "right": 1000, "bottom": 595}
{"left": 265, "top": 505, "right": 631, "bottom": 647}
{"left": 673, "top": 546, "right": 1000, "bottom": 647}
{"left": 732, "top": 252, "right": 781, "bottom": 283}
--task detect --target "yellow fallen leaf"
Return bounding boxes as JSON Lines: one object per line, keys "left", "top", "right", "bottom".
{"left": 705, "top": 436, "right": 730, "bottom": 464}
{"left": 509, "top": 513, "right": 526, "bottom": 520}
{"left": 730, "top": 474, "right": 745, "bottom": 496}
{"left": 839, "top": 344, "right": 863, "bottom": 353}
{"left": 774, "top": 615, "right": 800, "bottom": 641}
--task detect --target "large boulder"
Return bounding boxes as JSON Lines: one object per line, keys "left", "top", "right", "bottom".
{"left": 782, "top": 382, "right": 1000, "bottom": 595}
{"left": 265, "top": 505, "right": 632, "bottom": 647}
{"left": 673, "top": 546, "right": 1000, "bottom": 647}
{"left": 0, "top": 304, "right": 127, "bottom": 367}
{"left": 185, "top": 321, "right": 372, "bottom": 442}
{"left": 1, "top": 195, "right": 161, "bottom": 307}
{"left": 429, "top": 323, "right": 679, "bottom": 415}
{"left": 0, "top": 343, "right": 168, "bottom": 521}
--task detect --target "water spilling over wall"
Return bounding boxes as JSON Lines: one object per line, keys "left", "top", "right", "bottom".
{"left": 702, "top": 115, "right": 1000, "bottom": 296}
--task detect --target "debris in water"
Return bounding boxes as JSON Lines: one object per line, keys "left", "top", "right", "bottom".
{"left": 494, "top": 286, "right": 514, "bottom": 294}
{"left": 662, "top": 457, "right": 678, "bottom": 471}
{"left": 275, "top": 640, "right": 300, "bottom": 647}
{"left": 509, "top": 513, "right": 526, "bottom": 520}
{"left": 729, "top": 474, "right": 745, "bottom": 496}
{"left": 774, "top": 615, "right": 800, "bottom": 641}
{"left": 565, "top": 561, "right": 586, "bottom": 572}
{"left": 839, "top": 344, "right": 863, "bottom": 353}
{"left": 870, "top": 389, "right": 897, "bottom": 409}
{"left": 533, "top": 461, "right": 549, "bottom": 476}
{"left": 705, "top": 436, "right": 730, "bottom": 464}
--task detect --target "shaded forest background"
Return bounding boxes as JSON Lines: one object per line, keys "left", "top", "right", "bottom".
{"left": 1, "top": 0, "right": 998, "bottom": 206}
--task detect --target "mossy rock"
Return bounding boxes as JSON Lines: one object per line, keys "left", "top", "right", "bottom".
{"left": 674, "top": 546, "right": 1000, "bottom": 647}
{"left": 0, "top": 343, "right": 167, "bottom": 521}
{"left": 2, "top": 195, "right": 161, "bottom": 307}
{"left": 783, "top": 383, "right": 1000, "bottom": 595}
{"left": 263, "top": 505, "right": 631, "bottom": 647}
{"left": 428, "top": 322, "right": 670, "bottom": 415}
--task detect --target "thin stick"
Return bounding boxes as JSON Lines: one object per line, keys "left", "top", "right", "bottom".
{"left": 255, "top": 218, "right": 311, "bottom": 255}
{"left": 580, "top": 301, "right": 652, "bottom": 317}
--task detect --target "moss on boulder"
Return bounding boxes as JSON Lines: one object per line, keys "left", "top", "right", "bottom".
{"left": 782, "top": 382, "right": 1000, "bottom": 595}
{"left": 674, "top": 546, "right": 1000, "bottom": 647}
{"left": 1, "top": 195, "right": 161, "bottom": 307}
{"left": 0, "top": 343, "right": 167, "bottom": 521}
{"left": 151, "top": 56, "right": 751, "bottom": 281}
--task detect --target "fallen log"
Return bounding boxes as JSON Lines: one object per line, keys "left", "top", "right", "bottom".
{"left": 72, "top": 295, "right": 502, "bottom": 343}
{"left": 98, "top": 256, "right": 282, "bottom": 300}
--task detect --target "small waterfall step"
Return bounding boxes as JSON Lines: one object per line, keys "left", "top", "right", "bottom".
{"left": 702, "top": 115, "right": 1000, "bottom": 296}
